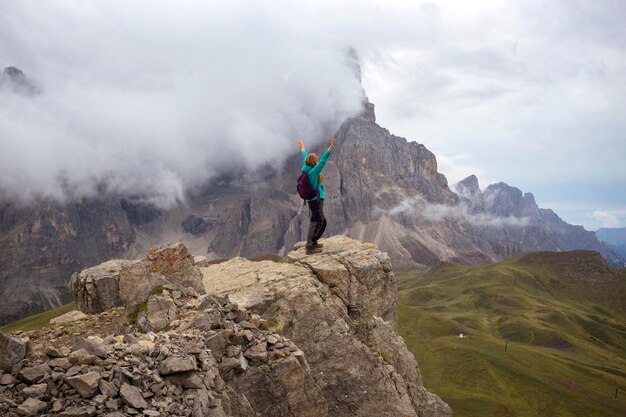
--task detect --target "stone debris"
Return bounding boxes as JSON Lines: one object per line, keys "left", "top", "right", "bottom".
{"left": 157, "top": 355, "right": 197, "bottom": 375}
{"left": 16, "top": 397, "right": 47, "bottom": 416}
{"left": 65, "top": 372, "right": 101, "bottom": 398}
{"left": 0, "top": 238, "right": 451, "bottom": 417}
{"left": 0, "top": 333, "right": 27, "bottom": 372}
{"left": 119, "top": 383, "right": 148, "bottom": 409}
{"left": 0, "top": 279, "right": 324, "bottom": 416}
{"left": 49, "top": 310, "right": 88, "bottom": 326}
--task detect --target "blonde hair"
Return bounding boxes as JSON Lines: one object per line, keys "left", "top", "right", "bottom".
{"left": 305, "top": 153, "right": 324, "bottom": 182}
{"left": 305, "top": 153, "right": 318, "bottom": 167}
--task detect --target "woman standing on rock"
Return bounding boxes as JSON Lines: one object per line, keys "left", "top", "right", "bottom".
{"left": 296, "top": 138, "right": 336, "bottom": 254}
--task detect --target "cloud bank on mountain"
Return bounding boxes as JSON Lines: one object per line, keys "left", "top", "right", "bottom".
{"left": 387, "top": 195, "right": 530, "bottom": 228}
{"left": 0, "top": 1, "right": 367, "bottom": 206}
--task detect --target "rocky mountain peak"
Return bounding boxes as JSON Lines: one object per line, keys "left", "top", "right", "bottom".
{"left": 454, "top": 175, "right": 485, "bottom": 214}
{"left": 1, "top": 66, "right": 39, "bottom": 95}
{"left": 3, "top": 67, "right": 26, "bottom": 80}
{"left": 483, "top": 182, "right": 528, "bottom": 217}
{"left": 483, "top": 181, "right": 520, "bottom": 196}
{"left": 457, "top": 174, "right": 481, "bottom": 195}
{"left": 359, "top": 99, "right": 376, "bottom": 122}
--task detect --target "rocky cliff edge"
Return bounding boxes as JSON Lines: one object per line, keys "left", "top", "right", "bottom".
{"left": 0, "top": 236, "right": 450, "bottom": 417}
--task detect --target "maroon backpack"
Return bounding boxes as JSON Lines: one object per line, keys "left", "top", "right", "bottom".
{"left": 297, "top": 172, "right": 318, "bottom": 200}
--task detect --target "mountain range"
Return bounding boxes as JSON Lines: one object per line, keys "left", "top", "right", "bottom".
{"left": 0, "top": 66, "right": 621, "bottom": 324}
{"left": 596, "top": 227, "right": 626, "bottom": 260}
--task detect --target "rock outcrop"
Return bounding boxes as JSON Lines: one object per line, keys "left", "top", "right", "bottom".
{"left": 201, "top": 236, "right": 450, "bottom": 417}
{"left": 0, "top": 238, "right": 451, "bottom": 416}
{"left": 70, "top": 242, "right": 205, "bottom": 314}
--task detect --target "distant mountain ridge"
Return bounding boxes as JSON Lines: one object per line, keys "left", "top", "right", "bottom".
{"left": 0, "top": 65, "right": 621, "bottom": 323}
{"left": 596, "top": 227, "right": 626, "bottom": 260}
{"left": 454, "top": 175, "right": 623, "bottom": 266}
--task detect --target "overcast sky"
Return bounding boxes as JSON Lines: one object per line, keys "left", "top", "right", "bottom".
{"left": 1, "top": 0, "right": 624, "bottom": 229}
{"left": 359, "top": 0, "right": 626, "bottom": 230}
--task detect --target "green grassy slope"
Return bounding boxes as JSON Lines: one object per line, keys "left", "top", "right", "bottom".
{"left": 0, "top": 302, "right": 75, "bottom": 333}
{"left": 398, "top": 251, "right": 626, "bottom": 417}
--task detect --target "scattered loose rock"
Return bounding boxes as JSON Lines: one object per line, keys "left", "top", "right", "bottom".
{"left": 17, "top": 398, "right": 47, "bottom": 416}
{"left": 157, "top": 356, "right": 197, "bottom": 375}
{"left": 0, "top": 238, "right": 450, "bottom": 417}
{"left": 119, "top": 383, "right": 149, "bottom": 409}
{"left": 0, "top": 333, "right": 27, "bottom": 371}
{"left": 65, "top": 372, "right": 101, "bottom": 398}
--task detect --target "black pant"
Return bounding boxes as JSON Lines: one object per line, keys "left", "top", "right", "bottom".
{"left": 306, "top": 198, "right": 327, "bottom": 248}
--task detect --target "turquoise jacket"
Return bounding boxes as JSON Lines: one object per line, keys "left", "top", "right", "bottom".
{"left": 301, "top": 149, "right": 331, "bottom": 201}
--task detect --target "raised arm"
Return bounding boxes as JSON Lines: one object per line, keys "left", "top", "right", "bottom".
{"left": 309, "top": 138, "right": 336, "bottom": 177}
{"left": 297, "top": 140, "right": 308, "bottom": 164}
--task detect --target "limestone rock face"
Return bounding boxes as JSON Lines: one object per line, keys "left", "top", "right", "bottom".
{"left": 288, "top": 237, "right": 397, "bottom": 325}
{"left": 200, "top": 236, "right": 451, "bottom": 417}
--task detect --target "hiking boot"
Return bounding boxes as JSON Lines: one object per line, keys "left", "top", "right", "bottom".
{"left": 292, "top": 242, "right": 306, "bottom": 251}
{"left": 305, "top": 246, "right": 322, "bottom": 255}
{"left": 313, "top": 243, "right": 323, "bottom": 248}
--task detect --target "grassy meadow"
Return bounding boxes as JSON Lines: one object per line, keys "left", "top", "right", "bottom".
{"left": 397, "top": 252, "right": 626, "bottom": 417}
{"left": 0, "top": 302, "right": 75, "bottom": 333}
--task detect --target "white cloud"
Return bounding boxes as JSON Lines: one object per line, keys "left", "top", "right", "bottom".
{"left": 0, "top": 0, "right": 624, "bottom": 219}
{"left": 388, "top": 195, "right": 530, "bottom": 228}
{"left": 592, "top": 210, "right": 626, "bottom": 228}
{"left": 361, "top": 0, "right": 626, "bottom": 218}
{"left": 0, "top": 0, "right": 367, "bottom": 206}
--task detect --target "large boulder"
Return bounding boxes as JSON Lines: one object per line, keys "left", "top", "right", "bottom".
{"left": 145, "top": 242, "right": 204, "bottom": 293}
{"left": 64, "top": 372, "right": 101, "bottom": 398}
{"left": 118, "top": 243, "right": 204, "bottom": 311}
{"left": 142, "top": 295, "right": 178, "bottom": 332}
{"left": 69, "top": 260, "right": 134, "bottom": 314}
{"left": 71, "top": 243, "right": 205, "bottom": 314}
{"left": 0, "top": 332, "right": 27, "bottom": 371}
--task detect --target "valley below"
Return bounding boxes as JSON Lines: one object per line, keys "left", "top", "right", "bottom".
{"left": 397, "top": 251, "right": 626, "bottom": 417}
